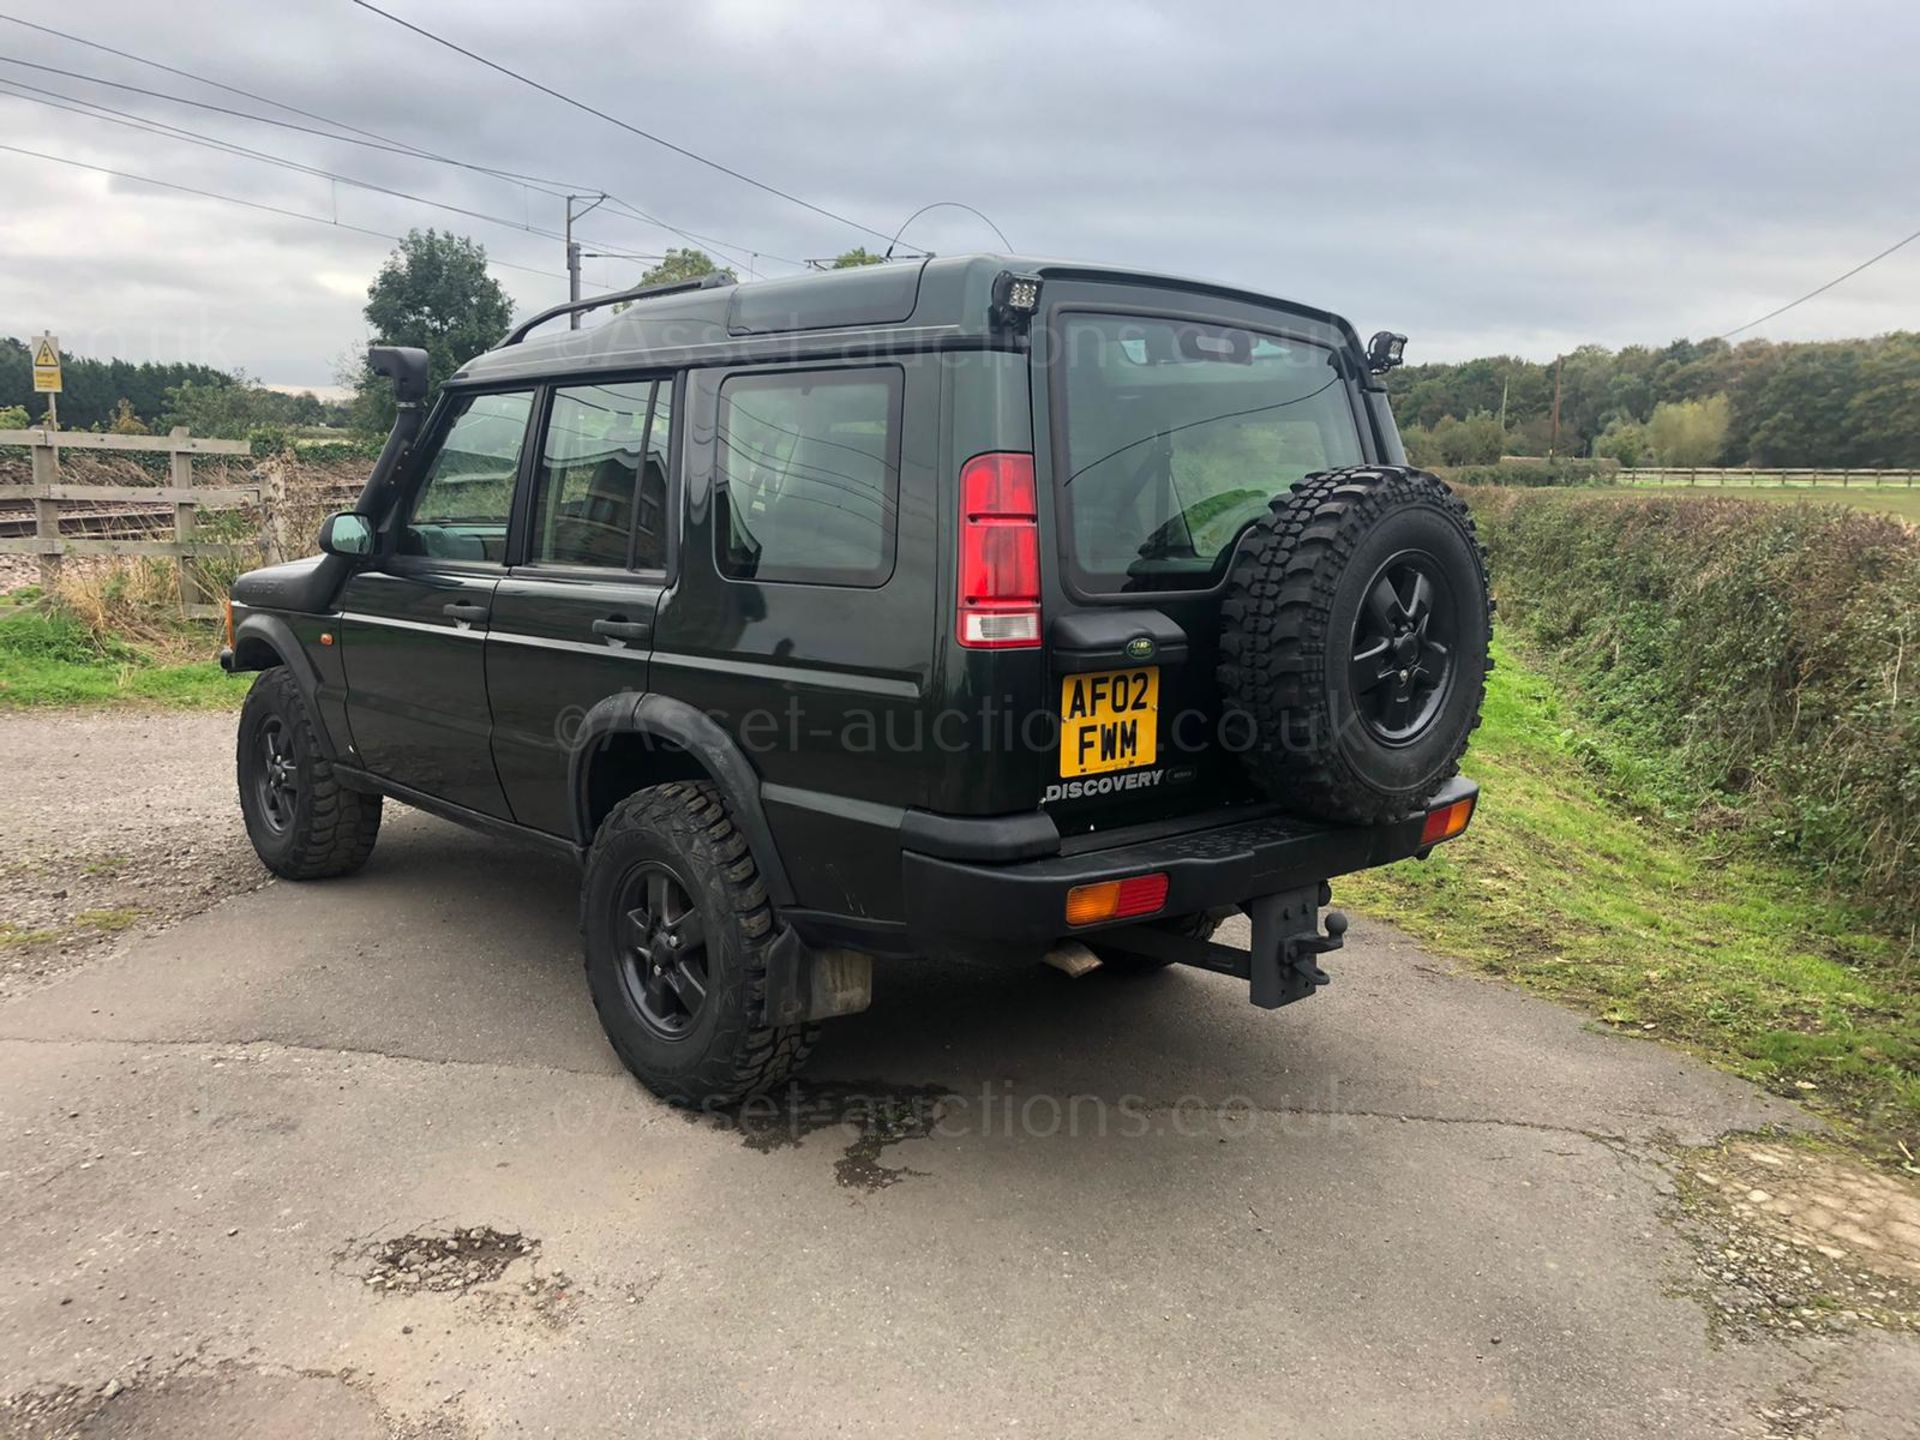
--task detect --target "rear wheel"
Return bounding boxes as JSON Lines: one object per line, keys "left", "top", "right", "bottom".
{"left": 583, "top": 782, "right": 816, "bottom": 1106}
{"left": 1219, "top": 466, "right": 1492, "bottom": 823}
{"left": 236, "top": 666, "right": 382, "bottom": 879}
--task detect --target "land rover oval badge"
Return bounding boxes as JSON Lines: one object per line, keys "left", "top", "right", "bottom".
{"left": 1125, "top": 635, "right": 1155, "bottom": 661}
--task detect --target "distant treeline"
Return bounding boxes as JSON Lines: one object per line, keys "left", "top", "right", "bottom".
{"left": 0, "top": 337, "right": 348, "bottom": 438}
{"left": 1387, "top": 332, "right": 1920, "bottom": 469}
{"left": 0, "top": 337, "right": 234, "bottom": 431}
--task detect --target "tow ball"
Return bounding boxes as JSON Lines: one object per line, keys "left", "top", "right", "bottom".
{"left": 1093, "top": 885, "right": 1349, "bottom": 1010}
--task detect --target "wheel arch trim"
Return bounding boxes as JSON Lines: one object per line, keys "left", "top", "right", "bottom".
{"left": 227, "top": 611, "right": 341, "bottom": 758}
{"left": 568, "top": 692, "right": 795, "bottom": 908}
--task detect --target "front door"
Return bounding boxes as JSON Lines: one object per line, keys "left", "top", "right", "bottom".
{"left": 487, "top": 377, "right": 673, "bottom": 836}
{"left": 337, "top": 387, "right": 534, "bottom": 818}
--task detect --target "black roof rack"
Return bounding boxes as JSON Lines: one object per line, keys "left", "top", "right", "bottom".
{"left": 501, "top": 271, "right": 735, "bottom": 346}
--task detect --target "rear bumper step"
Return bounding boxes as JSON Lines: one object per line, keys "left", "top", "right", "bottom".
{"left": 900, "top": 776, "right": 1476, "bottom": 950}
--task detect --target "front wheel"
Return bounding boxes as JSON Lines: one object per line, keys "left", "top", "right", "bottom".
{"left": 236, "top": 666, "right": 382, "bottom": 879}
{"left": 583, "top": 782, "right": 816, "bottom": 1106}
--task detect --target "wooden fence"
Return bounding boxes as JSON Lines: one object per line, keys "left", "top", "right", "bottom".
{"left": 1617, "top": 466, "right": 1919, "bottom": 488}
{"left": 0, "top": 427, "right": 256, "bottom": 619}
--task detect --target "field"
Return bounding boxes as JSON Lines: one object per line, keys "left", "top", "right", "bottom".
{"left": 1606, "top": 481, "right": 1920, "bottom": 523}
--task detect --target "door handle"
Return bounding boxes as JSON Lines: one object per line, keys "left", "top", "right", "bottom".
{"left": 593, "top": 616, "right": 653, "bottom": 644}
{"left": 442, "top": 601, "right": 489, "bottom": 625}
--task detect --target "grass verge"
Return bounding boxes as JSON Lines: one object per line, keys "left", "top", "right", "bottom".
{"left": 0, "top": 606, "right": 246, "bottom": 709}
{"left": 1341, "top": 638, "right": 1920, "bottom": 1166}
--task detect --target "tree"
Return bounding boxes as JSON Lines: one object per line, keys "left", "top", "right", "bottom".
{"left": 1430, "top": 412, "right": 1506, "bottom": 466}
{"left": 1647, "top": 395, "right": 1732, "bottom": 467}
{"left": 1590, "top": 417, "right": 1648, "bottom": 468}
{"left": 829, "top": 248, "right": 886, "bottom": 269}
{"left": 164, "top": 374, "right": 300, "bottom": 438}
{"left": 354, "top": 229, "right": 514, "bottom": 432}
{"left": 634, "top": 247, "right": 736, "bottom": 288}
{"left": 0, "top": 404, "right": 27, "bottom": 429}
{"left": 0, "top": 336, "right": 234, "bottom": 430}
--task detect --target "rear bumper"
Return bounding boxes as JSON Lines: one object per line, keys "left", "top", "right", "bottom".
{"left": 901, "top": 776, "right": 1477, "bottom": 947}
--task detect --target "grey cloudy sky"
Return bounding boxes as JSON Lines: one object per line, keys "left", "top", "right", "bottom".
{"left": 2, "top": 0, "right": 1916, "bottom": 390}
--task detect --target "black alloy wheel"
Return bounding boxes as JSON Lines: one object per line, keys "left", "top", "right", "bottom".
{"left": 1348, "top": 553, "right": 1456, "bottom": 745}
{"left": 253, "top": 714, "right": 299, "bottom": 834}
{"left": 616, "top": 861, "right": 711, "bottom": 1041}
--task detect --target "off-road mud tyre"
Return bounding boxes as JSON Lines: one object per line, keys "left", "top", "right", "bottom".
{"left": 236, "top": 665, "right": 382, "bottom": 879}
{"left": 583, "top": 781, "right": 817, "bottom": 1106}
{"left": 1218, "top": 465, "right": 1492, "bottom": 824}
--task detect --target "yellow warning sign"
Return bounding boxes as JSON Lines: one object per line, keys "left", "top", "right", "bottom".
{"left": 31, "top": 333, "right": 60, "bottom": 393}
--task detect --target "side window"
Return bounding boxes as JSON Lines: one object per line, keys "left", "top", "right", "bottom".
{"left": 636, "top": 381, "right": 673, "bottom": 570}
{"left": 529, "top": 380, "right": 662, "bottom": 569}
{"left": 715, "top": 367, "right": 900, "bottom": 586}
{"left": 402, "top": 390, "right": 533, "bottom": 563}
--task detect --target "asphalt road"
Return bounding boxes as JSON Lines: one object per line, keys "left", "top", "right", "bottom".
{"left": 3, "top": 772, "right": 1918, "bottom": 1435}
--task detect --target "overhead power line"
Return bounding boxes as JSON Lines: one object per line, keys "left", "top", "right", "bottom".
{"left": 0, "top": 47, "right": 799, "bottom": 271}
{"left": 0, "top": 10, "right": 517, "bottom": 176}
{"left": 0, "top": 52, "right": 574, "bottom": 195}
{"left": 1720, "top": 223, "right": 1920, "bottom": 339}
{"left": 350, "top": 0, "right": 900, "bottom": 246}
{"left": 0, "top": 140, "right": 592, "bottom": 283}
{"left": 0, "top": 78, "right": 662, "bottom": 259}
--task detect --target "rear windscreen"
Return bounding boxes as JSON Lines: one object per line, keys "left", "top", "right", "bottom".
{"left": 1058, "top": 313, "right": 1363, "bottom": 593}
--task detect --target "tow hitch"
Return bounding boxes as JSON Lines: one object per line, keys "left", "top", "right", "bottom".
{"left": 1095, "top": 885, "right": 1349, "bottom": 1009}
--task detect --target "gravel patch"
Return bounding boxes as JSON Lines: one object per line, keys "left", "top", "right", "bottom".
{"left": 0, "top": 708, "right": 264, "bottom": 999}
{"left": 1670, "top": 1136, "right": 1920, "bottom": 1340}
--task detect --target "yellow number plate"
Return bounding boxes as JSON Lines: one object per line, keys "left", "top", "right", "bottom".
{"left": 1059, "top": 667, "right": 1159, "bottom": 777}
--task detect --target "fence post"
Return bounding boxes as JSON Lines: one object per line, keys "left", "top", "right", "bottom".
{"left": 31, "top": 427, "right": 60, "bottom": 590}
{"left": 170, "top": 427, "right": 199, "bottom": 609}
{"left": 260, "top": 455, "right": 288, "bottom": 566}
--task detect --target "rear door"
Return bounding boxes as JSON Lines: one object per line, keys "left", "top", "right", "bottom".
{"left": 337, "top": 387, "right": 533, "bottom": 818}
{"left": 485, "top": 376, "right": 673, "bottom": 837}
{"left": 1028, "top": 284, "right": 1376, "bottom": 834}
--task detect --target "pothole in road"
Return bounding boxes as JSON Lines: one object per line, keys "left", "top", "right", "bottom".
{"left": 689, "top": 1079, "right": 953, "bottom": 1192}
{"left": 340, "top": 1225, "right": 579, "bottom": 1329}
{"left": 1669, "top": 1136, "right": 1920, "bottom": 1341}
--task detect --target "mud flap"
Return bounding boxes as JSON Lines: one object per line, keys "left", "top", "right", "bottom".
{"left": 760, "top": 927, "right": 874, "bottom": 1025}
{"left": 1095, "top": 885, "right": 1348, "bottom": 1010}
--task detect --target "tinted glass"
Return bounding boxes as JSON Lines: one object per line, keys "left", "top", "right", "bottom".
{"left": 530, "top": 381, "right": 658, "bottom": 569}
{"left": 715, "top": 367, "right": 900, "bottom": 586}
{"left": 1059, "top": 317, "right": 1363, "bottom": 592}
{"left": 402, "top": 390, "right": 533, "bottom": 562}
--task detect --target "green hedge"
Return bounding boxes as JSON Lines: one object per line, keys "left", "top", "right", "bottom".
{"left": 1461, "top": 487, "right": 1920, "bottom": 931}
{"left": 1434, "top": 457, "right": 1620, "bottom": 487}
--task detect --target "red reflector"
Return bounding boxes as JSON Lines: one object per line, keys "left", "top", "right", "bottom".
{"left": 1064, "top": 871, "right": 1170, "bottom": 927}
{"left": 1420, "top": 795, "right": 1475, "bottom": 846}
{"left": 1114, "top": 872, "right": 1169, "bottom": 918}
{"left": 957, "top": 452, "right": 1041, "bottom": 649}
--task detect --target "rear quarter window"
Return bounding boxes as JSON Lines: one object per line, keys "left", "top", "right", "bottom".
{"left": 714, "top": 366, "right": 902, "bottom": 587}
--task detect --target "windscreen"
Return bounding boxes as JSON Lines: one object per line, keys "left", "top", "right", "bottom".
{"left": 1058, "top": 314, "right": 1363, "bottom": 593}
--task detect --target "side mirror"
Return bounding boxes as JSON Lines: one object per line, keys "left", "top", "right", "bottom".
{"left": 317, "top": 511, "right": 374, "bottom": 558}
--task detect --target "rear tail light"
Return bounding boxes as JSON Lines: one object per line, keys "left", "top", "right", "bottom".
{"left": 1065, "top": 872, "right": 1170, "bottom": 927}
{"left": 957, "top": 452, "right": 1041, "bottom": 649}
{"left": 1420, "top": 793, "right": 1476, "bottom": 846}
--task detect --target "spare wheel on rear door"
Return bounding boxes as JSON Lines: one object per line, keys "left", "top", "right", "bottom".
{"left": 1218, "top": 465, "right": 1493, "bottom": 824}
